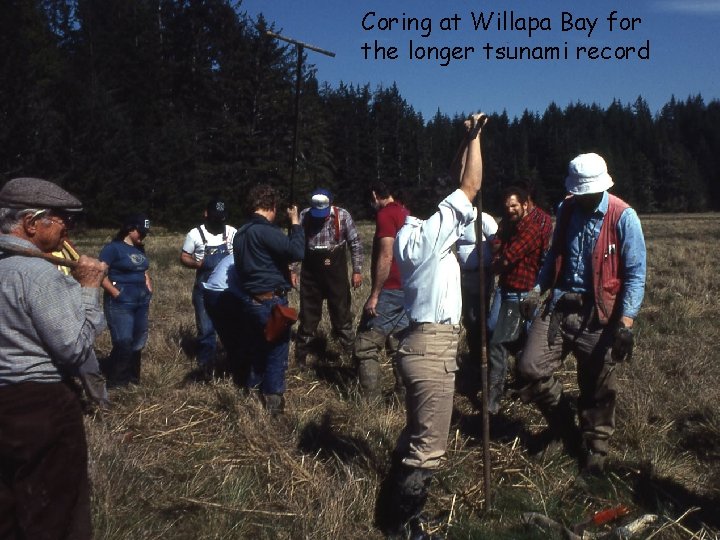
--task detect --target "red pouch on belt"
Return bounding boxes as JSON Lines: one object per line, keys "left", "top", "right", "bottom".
{"left": 264, "top": 304, "right": 298, "bottom": 343}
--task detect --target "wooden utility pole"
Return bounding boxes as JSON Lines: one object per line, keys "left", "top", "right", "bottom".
{"left": 265, "top": 31, "right": 335, "bottom": 203}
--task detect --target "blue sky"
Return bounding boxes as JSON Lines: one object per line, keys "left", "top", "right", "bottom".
{"left": 241, "top": 0, "right": 720, "bottom": 121}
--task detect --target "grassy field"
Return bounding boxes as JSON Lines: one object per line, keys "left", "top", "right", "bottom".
{"left": 74, "top": 214, "right": 720, "bottom": 539}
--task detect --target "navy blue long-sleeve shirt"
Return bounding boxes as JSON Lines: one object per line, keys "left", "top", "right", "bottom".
{"left": 233, "top": 214, "right": 305, "bottom": 295}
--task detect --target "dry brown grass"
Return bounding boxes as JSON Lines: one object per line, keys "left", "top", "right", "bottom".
{"left": 74, "top": 215, "right": 720, "bottom": 539}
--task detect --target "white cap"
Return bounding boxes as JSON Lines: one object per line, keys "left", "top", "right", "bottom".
{"left": 565, "top": 153, "right": 614, "bottom": 195}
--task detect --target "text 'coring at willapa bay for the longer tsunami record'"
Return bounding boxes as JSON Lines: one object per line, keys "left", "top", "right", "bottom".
{"left": 360, "top": 10, "right": 650, "bottom": 65}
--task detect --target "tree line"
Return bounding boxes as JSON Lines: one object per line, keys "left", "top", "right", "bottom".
{"left": 2, "top": 0, "right": 719, "bottom": 228}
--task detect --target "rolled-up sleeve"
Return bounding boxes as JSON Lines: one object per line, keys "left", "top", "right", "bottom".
{"left": 396, "top": 190, "right": 474, "bottom": 265}
{"left": 617, "top": 208, "right": 646, "bottom": 319}
{"left": 343, "top": 210, "right": 364, "bottom": 273}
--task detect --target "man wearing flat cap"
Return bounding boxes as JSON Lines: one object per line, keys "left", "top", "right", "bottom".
{"left": 517, "top": 153, "right": 646, "bottom": 476}
{"left": 0, "top": 178, "right": 108, "bottom": 538}
{"left": 294, "top": 188, "right": 363, "bottom": 367}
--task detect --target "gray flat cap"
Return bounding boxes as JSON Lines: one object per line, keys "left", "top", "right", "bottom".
{"left": 0, "top": 177, "right": 83, "bottom": 211}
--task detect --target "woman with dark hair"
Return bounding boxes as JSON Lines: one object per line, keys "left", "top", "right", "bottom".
{"left": 99, "top": 214, "right": 152, "bottom": 386}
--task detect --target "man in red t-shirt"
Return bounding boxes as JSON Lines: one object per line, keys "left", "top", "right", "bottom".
{"left": 487, "top": 186, "right": 553, "bottom": 413}
{"left": 353, "top": 181, "right": 410, "bottom": 399}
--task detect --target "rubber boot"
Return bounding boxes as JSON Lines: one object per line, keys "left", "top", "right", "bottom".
{"left": 263, "top": 393, "right": 285, "bottom": 416}
{"left": 107, "top": 346, "right": 133, "bottom": 387}
{"left": 357, "top": 359, "right": 381, "bottom": 400}
{"left": 531, "top": 394, "right": 580, "bottom": 458}
{"left": 487, "top": 382, "right": 504, "bottom": 415}
{"left": 354, "top": 329, "right": 385, "bottom": 399}
{"left": 130, "top": 350, "right": 142, "bottom": 384}
{"left": 382, "top": 465, "right": 434, "bottom": 537}
{"left": 582, "top": 448, "right": 607, "bottom": 476}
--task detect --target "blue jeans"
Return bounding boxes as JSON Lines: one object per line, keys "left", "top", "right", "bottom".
{"left": 361, "top": 288, "right": 409, "bottom": 336}
{"left": 104, "top": 283, "right": 151, "bottom": 385}
{"left": 239, "top": 293, "right": 290, "bottom": 395}
{"left": 204, "top": 289, "right": 247, "bottom": 385}
{"left": 354, "top": 289, "right": 409, "bottom": 395}
{"left": 192, "top": 284, "right": 217, "bottom": 368}
{"left": 488, "top": 290, "right": 527, "bottom": 387}
{"left": 487, "top": 285, "right": 502, "bottom": 334}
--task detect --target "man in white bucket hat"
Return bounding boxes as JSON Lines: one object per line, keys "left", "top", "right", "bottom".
{"left": 517, "top": 152, "right": 646, "bottom": 476}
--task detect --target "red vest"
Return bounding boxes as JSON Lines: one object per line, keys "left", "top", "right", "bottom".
{"left": 552, "top": 194, "right": 629, "bottom": 325}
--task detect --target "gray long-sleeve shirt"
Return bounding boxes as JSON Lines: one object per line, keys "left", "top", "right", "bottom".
{"left": 0, "top": 236, "right": 105, "bottom": 385}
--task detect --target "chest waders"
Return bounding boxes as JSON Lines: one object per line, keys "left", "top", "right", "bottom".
{"left": 296, "top": 243, "right": 354, "bottom": 362}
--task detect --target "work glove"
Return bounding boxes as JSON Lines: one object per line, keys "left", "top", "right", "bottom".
{"left": 611, "top": 322, "right": 634, "bottom": 363}
{"left": 519, "top": 286, "right": 541, "bottom": 320}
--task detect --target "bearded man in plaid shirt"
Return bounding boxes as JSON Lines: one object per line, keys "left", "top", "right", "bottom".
{"left": 487, "top": 185, "right": 553, "bottom": 413}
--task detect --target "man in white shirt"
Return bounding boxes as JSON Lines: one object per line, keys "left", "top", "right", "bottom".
{"left": 377, "top": 113, "right": 487, "bottom": 538}
{"left": 180, "top": 199, "right": 237, "bottom": 379}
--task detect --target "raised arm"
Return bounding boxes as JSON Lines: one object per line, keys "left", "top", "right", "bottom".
{"left": 458, "top": 113, "right": 487, "bottom": 202}
{"left": 450, "top": 113, "right": 487, "bottom": 201}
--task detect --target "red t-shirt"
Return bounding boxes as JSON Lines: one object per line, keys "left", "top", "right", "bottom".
{"left": 375, "top": 201, "right": 409, "bottom": 290}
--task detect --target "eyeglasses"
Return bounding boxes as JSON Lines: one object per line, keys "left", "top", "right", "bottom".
{"left": 25, "top": 209, "right": 77, "bottom": 230}
{"left": 40, "top": 213, "right": 76, "bottom": 230}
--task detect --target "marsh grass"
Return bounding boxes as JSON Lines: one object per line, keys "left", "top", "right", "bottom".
{"left": 73, "top": 216, "right": 719, "bottom": 539}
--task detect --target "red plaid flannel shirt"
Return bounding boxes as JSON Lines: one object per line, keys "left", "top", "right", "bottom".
{"left": 529, "top": 206, "right": 553, "bottom": 253}
{"left": 494, "top": 210, "right": 551, "bottom": 291}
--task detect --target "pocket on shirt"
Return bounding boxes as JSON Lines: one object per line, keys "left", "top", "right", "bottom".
{"left": 603, "top": 278, "right": 621, "bottom": 295}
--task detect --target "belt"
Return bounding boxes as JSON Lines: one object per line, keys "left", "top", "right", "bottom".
{"left": 556, "top": 292, "right": 590, "bottom": 310}
{"left": 252, "top": 289, "right": 288, "bottom": 302}
{"left": 409, "top": 321, "right": 461, "bottom": 334}
{"left": 308, "top": 242, "right": 345, "bottom": 253}
{"left": 500, "top": 290, "right": 528, "bottom": 301}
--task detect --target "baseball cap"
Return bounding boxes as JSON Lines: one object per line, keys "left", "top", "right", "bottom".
{"left": 206, "top": 199, "right": 227, "bottom": 222}
{"left": 309, "top": 188, "right": 332, "bottom": 218}
{"left": 123, "top": 214, "right": 151, "bottom": 236}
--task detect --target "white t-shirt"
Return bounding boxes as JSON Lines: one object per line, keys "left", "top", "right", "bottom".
{"left": 182, "top": 224, "right": 237, "bottom": 260}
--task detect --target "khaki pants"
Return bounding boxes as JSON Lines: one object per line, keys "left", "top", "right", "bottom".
{"left": 518, "top": 305, "right": 618, "bottom": 454}
{"left": 394, "top": 323, "right": 460, "bottom": 469}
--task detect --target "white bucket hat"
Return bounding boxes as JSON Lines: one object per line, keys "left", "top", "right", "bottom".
{"left": 565, "top": 153, "right": 614, "bottom": 195}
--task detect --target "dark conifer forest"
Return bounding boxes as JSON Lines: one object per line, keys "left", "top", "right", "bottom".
{"left": 2, "top": 1, "right": 719, "bottom": 226}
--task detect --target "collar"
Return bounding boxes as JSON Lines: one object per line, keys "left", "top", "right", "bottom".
{"left": 594, "top": 191, "right": 610, "bottom": 216}
{"left": 251, "top": 213, "right": 272, "bottom": 225}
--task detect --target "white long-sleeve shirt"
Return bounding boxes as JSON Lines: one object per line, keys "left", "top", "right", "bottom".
{"left": 394, "top": 189, "right": 475, "bottom": 324}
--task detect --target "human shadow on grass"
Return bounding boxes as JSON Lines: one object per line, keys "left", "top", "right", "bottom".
{"left": 454, "top": 407, "right": 530, "bottom": 446}
{"left": 312, "top": 363, "right": 357, "bottom": 394}
{"left": 293, "top": 335, "right": 358, "bottom": 396}
{"left": 616, "top": 461, "right": 720, "bottom": 531}
{"left": 297, "top": 411, "right": 381, "bottom": 470}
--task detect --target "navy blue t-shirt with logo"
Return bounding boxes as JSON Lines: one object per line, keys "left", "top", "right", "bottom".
{"left": 99, "top": 240, "right": 149, "bottom": 285}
